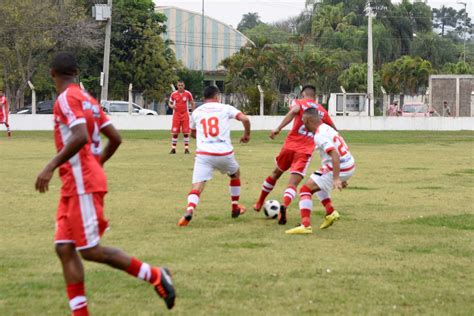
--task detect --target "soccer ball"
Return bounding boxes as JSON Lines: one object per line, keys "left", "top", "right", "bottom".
{"left": 264, "top": 200, "right": 280, "bottom": 219}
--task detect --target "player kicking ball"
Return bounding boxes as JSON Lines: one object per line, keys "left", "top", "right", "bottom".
{"left": 177, "top": 85, "right": 251, "bottom": 226}
{"left": 253, "top": 85, "right": 336, "bottom": 225}
{"left": 35, "top": 53, "right": 175, "bottom": 315}
{"left": 286, "top": 108, "right": 355, "bottom": 234}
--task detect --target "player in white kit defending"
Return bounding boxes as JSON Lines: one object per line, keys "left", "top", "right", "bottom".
{"left": 178, "top": 86, "right": 251, "bottom": 226}
{"left": 286, "top": 108, "right": 356, "bottom": 234}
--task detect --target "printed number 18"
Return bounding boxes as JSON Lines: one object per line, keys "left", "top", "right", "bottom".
{"left": 201, "top": 117, "right": 219, "bottom": 137}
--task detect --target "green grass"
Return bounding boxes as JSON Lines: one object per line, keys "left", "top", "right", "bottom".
{"left": 1, "top": 131, "right": 473, "bottom": 315}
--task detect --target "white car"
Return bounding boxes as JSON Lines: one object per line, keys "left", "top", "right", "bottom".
{"left": 101, "top": 101, "right": 157, "bottom": 116}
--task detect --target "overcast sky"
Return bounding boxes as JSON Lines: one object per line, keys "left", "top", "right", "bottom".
{"left": 154, "top": 0, "right": 473, "bottom": 27}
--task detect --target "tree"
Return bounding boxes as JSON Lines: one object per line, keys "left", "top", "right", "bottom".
{"left": 381, "top": 56, "right": 432, "bottom": 94}
{"left": 244, "top": 24, "right": 291, "bottom": 47}
{"left": 176, "top": 69, "right": 204, "bottom": 99}
{"left": 237, "top": 12, "right": 262, "bottom": 33}
{"left": 411, "top": 32, "right": 460, "bottom": 68}
{"left": 432, "top": 6, "right": 458, "bottom": 37}
{"left": 441, "top": 61, "right": 473, "bottom": 74}
{"left": 338, "top": 63, "right": 381, "bottom": 93}
{"left": 0, "top": 0, "right": 100, "bottom": 108}
{"left": 109, "top": 0, "right": 178, "bottom": 101}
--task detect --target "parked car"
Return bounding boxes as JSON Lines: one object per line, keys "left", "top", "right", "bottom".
{"left": 101, "top": 101, "right": 157, "bottom": 115}
{"left": 14, "top": 100, "right": 55, "bottom": 114}
{"left": 401, "top": 103, "right": 430, "bottom": 117}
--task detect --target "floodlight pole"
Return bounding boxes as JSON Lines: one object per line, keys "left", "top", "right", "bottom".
{"left": 100, "top": 0, "right": 113, "bottom": 102}
{"left": 340, "top": 86, "right": 347, "bottom": 116}
{"left": 257, "top": 85, "right": 264, "bottom": 116}
{"left": 201, "top": 0, "right": 205, "bottom": 76}
{"left": 366, "top": 6, "right": 375, "bottom": 117}
{"left": 128, "top": 83, "right": 133, "bottom": 115}
{"left": 27, "top": 81, "right": 36, "bottom": 115}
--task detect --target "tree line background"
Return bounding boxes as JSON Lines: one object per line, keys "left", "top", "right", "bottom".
{"left": 0, "top": 0, "right": 472, "bottom": 112}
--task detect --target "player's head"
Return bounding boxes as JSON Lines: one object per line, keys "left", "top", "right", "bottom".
{"left": 50, "top": 52, "right": 79, "bottom": 81}
{"left": 301, "top": 85, "right": 316, "bottom": 99}
{"left": 203, "top": 85, "right": 220, "bottom": 101}
{"left": 302, "top": 107, "right": 321, "bottom": 133}
{"left": 177, "top": 81, "right": 185, "bottom": 92}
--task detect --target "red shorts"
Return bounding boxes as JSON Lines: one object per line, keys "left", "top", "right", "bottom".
{"left": 55, "top": 192, "right": 109, "bottom": 250}
{"left": 172, "top": 116, "right": 190, "bottom": 134}
{"left": 275, "top": 148, "right": 312, "bottom": 176}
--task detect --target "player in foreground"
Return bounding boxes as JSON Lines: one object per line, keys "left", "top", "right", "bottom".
{"left": 253, "top": 85, "right": 336, "bottom": 225}
{"left": 0, "top": 89, "right": 12, "bottom": 137}
{"left": 35, "top": 53, "right": 175, "bottom": 315}
{"left": 177, "top": 85, "right": 251, "bottom": 226}
{"left": 169, "top": 81, "right": 196, "bottom": 154}
{"left": 286, "top": 108, "right": 355, "bottom": 234}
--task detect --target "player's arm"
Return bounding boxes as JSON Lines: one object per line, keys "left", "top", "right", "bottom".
{"left": 190, "top": 114, "right": 197, "bottom": 138}
{"left": 324, "top": 114, "right": 337, "bottom": 131}
{"left": 328, "top": 149, "right": 343, "bottom": 191}
{"left": 191, "top": 129, "right": 196, "bottom": 139}
{"left": 35, "top": 123, "right": 89, "bottom": 193}
{"left": 188, "top": 92, "right": 196, "bottom": 112}
{"left": 100, "top": 124, "right": 122, "bottom": 165}
{"left": 237, "top": 113, "right": 251, "bottom": 143}
{"left": 270, "top": 105, "right": 300, "bottom": 139}
{"left": 168, "top": 95, "right": 175, "bottom": 110}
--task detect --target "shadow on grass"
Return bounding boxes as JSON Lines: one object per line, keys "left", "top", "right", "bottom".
{"left": 445, "top": 168, "right": 474, "bottom": 177}
{"left": 403, "top": 214, "right": 474, "bottom": 231}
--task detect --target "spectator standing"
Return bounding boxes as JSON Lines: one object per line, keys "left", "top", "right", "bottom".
{"left": 442, "top": 101, "right": 452, "bottom": 117}
{"left": 0, "top": 89, "right": 11, "bottom": 137}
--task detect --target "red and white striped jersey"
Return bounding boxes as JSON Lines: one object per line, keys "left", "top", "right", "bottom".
{"left": 190, "top": 102, "right": 242, "bottom": 156}
{"left": 0, "top": 95, "right": 8, "bottom": 122}
{"left": 314, "top": 124, "right": 355, "bottom": 172}
{"left": 53, "top": 84, "right": 109, "bottom": 196}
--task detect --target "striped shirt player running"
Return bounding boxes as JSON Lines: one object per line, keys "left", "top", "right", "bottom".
{"left": 0, "top": 89, "right": 11, "bottom": 137}
{"left": 177, "top": 85, "right": 251, "bottom": 226}
{"left": 286, "top": 108, "right": 356, "bottom": 234}
{"left": 253, "top": 85, "right": 337, "bottom": 225}
{"left": 35, "top": 53, "right": 175, "bottom": 315}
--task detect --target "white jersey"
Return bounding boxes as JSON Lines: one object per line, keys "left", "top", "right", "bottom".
{"left": 190, "top": 102, "right": 242, "bottom": 156}
{"left": 314, "top": 124, "right": 355, "bottom": 172}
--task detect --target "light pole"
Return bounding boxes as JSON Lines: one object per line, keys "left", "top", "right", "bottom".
{"left": 201, "top": 0, "right": 205, "bottom": 76}
{"left": 366, "top": 5, "right": 375, "bottom": 116}
{"left": 457, "top": 2, "right": 467, "bottom": 62}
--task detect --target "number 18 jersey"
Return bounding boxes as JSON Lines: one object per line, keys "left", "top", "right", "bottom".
{"left": 190, "top": 102, "right": 242, "bottom": 156}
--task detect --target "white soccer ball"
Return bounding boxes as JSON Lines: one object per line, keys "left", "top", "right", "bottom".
{"left": 264, "top": 200, "right": 280, "bottom": 219}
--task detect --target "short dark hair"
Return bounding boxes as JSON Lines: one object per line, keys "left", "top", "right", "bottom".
{"left": 303, "top": 107, "right": 319, "bottom": 118}
{"left": 301, "top": 85, "right": 316, "bottom": 94}
{"left": 51, "top": 52, "right": 78, "bottom": 77}
{"left": 204, "top": 85, "right": 220, "bottom": 99}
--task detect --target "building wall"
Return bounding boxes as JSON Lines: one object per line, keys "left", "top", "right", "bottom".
{"left": 156, "top": 6, "right": 251, "bottom": 71}
{"left": 429, "top": 75, "right": 474, "bottom": 117}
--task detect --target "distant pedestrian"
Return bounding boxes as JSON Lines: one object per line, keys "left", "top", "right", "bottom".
{"left": 442, "top": 101, "right": 451, "bottom": 117}
{"left": 0, "top": 89, "right": 11, "bottom": 137}
{"left": 387, "top": 101, "right": 399, "bottom": 116}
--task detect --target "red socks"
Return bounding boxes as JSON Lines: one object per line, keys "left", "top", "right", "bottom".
{"left": 171, "top": 134, "right": 178, "bottom": 149}
{"left": 187, "top": 190, "right": 201, "bottom": 213}
{"left": 283, "top": 185, "right": 297, "bottom": 207}
{"left": 257, "top": 176, "right": 276, "bottom": 205}
{"left": 299, "top": 185, "right": 313, "bottom": 227}
{"left": 67, "top": 283, "right": 88, "bottom": 316}
{"left": 126, "top": 257, "right": 159, "bottom": 284}
{"left": 321, "top": 198, "right": 335, "bottom": 215}
{"left": 229, "top": 179, "right": 241, "bottom": 211}
{"left": 184, "top": 134, "right": 190, "bottom": 149}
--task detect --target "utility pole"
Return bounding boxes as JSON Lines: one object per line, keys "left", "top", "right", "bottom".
{"left": 100, "top": 0, "right": 113, "bottom": 102}
{"left": 201, "top": 0, "right": 205, "bottom": 76}
{"left": 457, "top": 2, "right": 467, "bottom": 62}
{"left": 366, "top": 5, "right": 375, "bottom": 117}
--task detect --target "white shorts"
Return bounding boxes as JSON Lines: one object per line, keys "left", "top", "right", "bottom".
{"left": 192, "top": 154, "right": 240, "bottom": 184}
{"left": 310, "top": 166, "right": 355, "bottom": 193}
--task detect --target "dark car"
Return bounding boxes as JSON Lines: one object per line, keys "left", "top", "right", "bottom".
{"left": 15, "top": 100, "right": 54, "bottom": 114}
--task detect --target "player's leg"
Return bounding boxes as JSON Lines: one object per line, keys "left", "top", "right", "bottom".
{"left": 285, "top": 178, "right": 320, "bottom": 234}
{"left": 170, "top": 117, "right": 179, "bottom": 154}
{"left": 55, "top": 196, "right": 89, "bottom": 315}
{"left": 79, "top": 245, "right": 175, "bottom": 309}
{"left": 5, "top": 122, "right": 11, "bottom": 137}
{"left": 183, "top": 119, "right": 190, "bottom": 154}
{"left": 253, "top": 149, "right": 292, "bottom": 211}
{"left": 222, "top": 154, "right": 246, "bottom": 218}
{"left": 279, "top": 153, "right": 311, "bottom": 225}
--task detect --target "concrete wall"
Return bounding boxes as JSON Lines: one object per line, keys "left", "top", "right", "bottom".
{"left": 429, "top": 75, "right": 474, "bottom": 117}
{"left": 7, "top": 114, "right": 474, "bottom": 131}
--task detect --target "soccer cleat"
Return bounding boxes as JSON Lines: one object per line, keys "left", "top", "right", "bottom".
{"left": 169, "top": 148, "right": 176, "bottom": 154}
{"left": 320, "top": 210, "right": 340, "bottom": 229}
{"left": 177, "top": 213, "right": 193, "bottom": 226}
{"left": 184, "top": 149, "right": 190, "bottom": 154}
{"left": 232, "top": 205, "right": 246, "bottom": 218}
{"left": 278, "top": 205, "right": 287, "bottom": 225}
{"left": 285, "top": 225, "right": 313, "bottom": 234}
{"left": 253, "top": 202, "right": 262, "bottom": 212}
{"left": 153, "top": 267, "right": 176, "bottom": 310}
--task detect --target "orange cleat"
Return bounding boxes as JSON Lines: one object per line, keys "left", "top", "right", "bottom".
{"left": 177, "top": 213, "right": 192, "bottom": 226}
{"left": 153, "top": 267, "right": 176, "bottom": 310}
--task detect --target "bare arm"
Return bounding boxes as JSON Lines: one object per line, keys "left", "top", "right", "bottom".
{"left": 190, "top": 100, "right": 196, "bottom": 112}
{"left": 191, "top": 129, "right": 196, "bottom": 139}
{"left": 100, "top": 124, "right": 122, "bottom": 165}
{"left": 328, "top": 149, "right": 343, "bottom": 191}
{"left": 237, "top": 113, "right": 251, "bottom": 143}
{"left": 269, "top": 105, "right": 300, "bottom": 139}
{"left": 35, "top": 123, "right": 89, "bottom": 193}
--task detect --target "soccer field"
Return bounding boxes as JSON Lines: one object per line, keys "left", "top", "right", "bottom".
{"left": 1, "top": 130, "right": 473, "bottom": 315}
